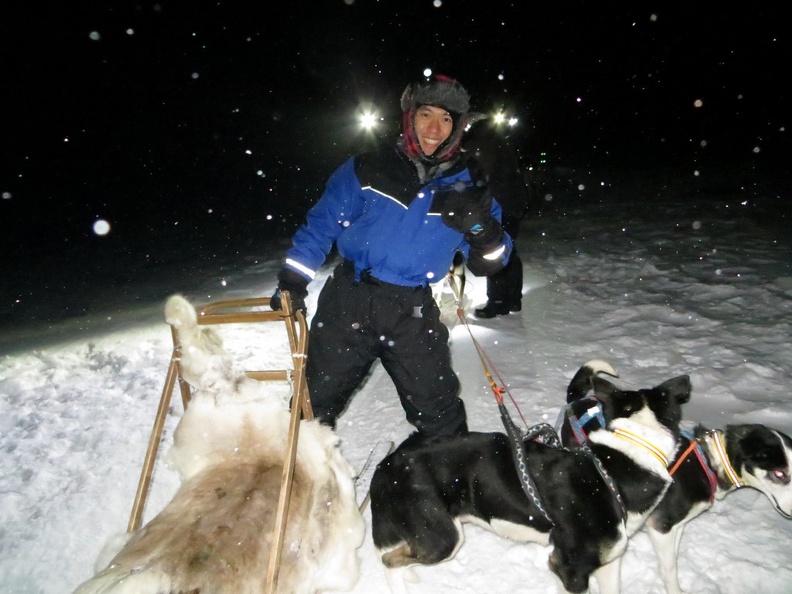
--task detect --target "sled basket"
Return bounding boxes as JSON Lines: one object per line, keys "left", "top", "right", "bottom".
{"left": 127, "top": 292, "right": 312, "bottom": 593}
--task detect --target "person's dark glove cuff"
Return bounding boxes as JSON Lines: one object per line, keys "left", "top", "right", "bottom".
{"left": 270, "top": 268, "right": 308, "bottom": 312}
{"left": 464, "top": 219, "right": 509, "bottom": 277}
{"left": 464, "top": 217, "right": 502, "bottom": 249}
{"left": 277, "top": 268, "right": 308, "bottom": 297}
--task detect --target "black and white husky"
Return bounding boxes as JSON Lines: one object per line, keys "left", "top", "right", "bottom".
{"left": 369, "top": 361, "right": 691, "bottom": 594}
{"left": 562, "top": 360, "right": 792, "bottom": 594}
{"left": 74, "top": 294, "right": 365, "bottom": 594}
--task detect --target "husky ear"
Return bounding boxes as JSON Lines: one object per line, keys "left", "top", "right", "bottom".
{"left": 589, "top": 377, "right": 629, "bottom": 421}
{"left": 654, "top": 375, "right": 692, "bottom": 405}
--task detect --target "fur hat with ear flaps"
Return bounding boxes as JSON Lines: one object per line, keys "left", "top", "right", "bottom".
{"left": 400, "top": 74, "right": 471, "bottom": 164}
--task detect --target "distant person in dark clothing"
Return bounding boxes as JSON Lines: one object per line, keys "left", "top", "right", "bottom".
{"left": 463, "top": 119, "right": 529, "bottom": 318}
{"left": 270, "top": 75, "right": 513, "bottom": 436}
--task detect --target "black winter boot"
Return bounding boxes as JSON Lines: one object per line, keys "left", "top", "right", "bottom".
{"left": 474, "top": 300, "right": 511, "bottom": 318}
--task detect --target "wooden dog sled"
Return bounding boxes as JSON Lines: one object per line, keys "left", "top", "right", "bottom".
{"left": 127, "top": 292, "right": 312, "bottom": 594}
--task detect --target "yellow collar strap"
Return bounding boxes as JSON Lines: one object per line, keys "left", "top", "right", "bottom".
{"left": 612, "top": 427, "right": 669, "bottom": 468}
{"left": 710, "top": 429, "right": 744, "bottom": 488}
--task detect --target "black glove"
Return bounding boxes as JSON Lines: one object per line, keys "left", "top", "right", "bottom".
{"left": 437, "top": 181, "right": 494, "bottom": 235}
{"left": 270, "top": 268, "right": 308, "bottom": 314}
{"left": 464, "top": 217, "right": 503, "bottom": 248}
{"left": 464, "top": 217, "right": 508, "bottom": 277}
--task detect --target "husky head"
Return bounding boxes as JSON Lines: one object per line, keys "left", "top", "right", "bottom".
{"left": 726, "top": 424, "right": 792, "bottom": 519}
{"left": 590, "top": 374, "right": 692, "bottom": 436}
{"left": 579, "top": 374, "right": 692, "bottom": 478}
{"left": 562, "top": 360, "right": 692, "bottom": 447}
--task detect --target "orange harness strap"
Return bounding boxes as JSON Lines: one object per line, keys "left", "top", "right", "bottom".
{"left": 668, "top": 439, "right": 698, "bottom": 476}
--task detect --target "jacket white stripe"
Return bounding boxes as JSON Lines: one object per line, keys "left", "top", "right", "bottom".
{"left": 285, "top": 258, "right": 316, "bottom": 280}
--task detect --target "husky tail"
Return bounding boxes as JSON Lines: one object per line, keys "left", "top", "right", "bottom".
{"left": 566, "top": 359, "right": 618, "bottom": 403}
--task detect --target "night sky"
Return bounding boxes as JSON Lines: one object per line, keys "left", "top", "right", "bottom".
{"left": 1, "top": 1, "right": 789, "bottom": 332}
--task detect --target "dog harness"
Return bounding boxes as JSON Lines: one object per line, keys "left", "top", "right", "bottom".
{"left": 506, "top": 415, "right": 626, "bottom": 526}
{"left": 461, "top": 312, "right": 625, "bottom": 528}
{"left": 668, "top": 430, "right": 719, "bottom": 502}
{"left": 562, "top": 400, "right": 723, "bottom": 503}
{"left": 612, "top": 427, "right": 670, "bottom": 467}
{"left": 499, "top": 406, "right": 555, "bottom": 524}
{"left": 578, "top": 442, "right": 625, "bottom": 521}
{"left": 708, "top": 429, "right": 745, "bottom": 488}
{"left": 557, "top": 396, "right": 606, "bottom": 445}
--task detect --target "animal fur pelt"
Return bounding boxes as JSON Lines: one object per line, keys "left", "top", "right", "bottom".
{"left": 73, "top": 294, "right": 364, "bottom": 594}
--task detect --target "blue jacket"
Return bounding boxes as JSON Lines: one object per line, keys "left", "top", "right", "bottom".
{"left": 284, "top": 145, "right": 512, "bottom": 288}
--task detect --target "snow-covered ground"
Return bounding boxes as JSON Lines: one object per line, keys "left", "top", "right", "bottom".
{"left": 2, "top": 173, "right": 792, "bottom": 593}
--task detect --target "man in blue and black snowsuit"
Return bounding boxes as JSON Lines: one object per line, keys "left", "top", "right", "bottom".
{"left": 271, "top": 75, "right": 513, "bottom": 436}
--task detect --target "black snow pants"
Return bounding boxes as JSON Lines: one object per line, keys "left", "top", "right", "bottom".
{"left": 306, "top": 260, "right": 467, "bottom": 436}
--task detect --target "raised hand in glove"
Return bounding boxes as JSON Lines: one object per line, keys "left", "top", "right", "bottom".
{"left": 270, "top": 268, "right": 308, "bottom": 314}
{"left": 437, "top": 180, "right": 493, "bottom": 235}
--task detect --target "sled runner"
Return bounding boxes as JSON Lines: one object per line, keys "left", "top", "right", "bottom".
{"left": 127, "top": 292, "right": 312, "bottom": 594}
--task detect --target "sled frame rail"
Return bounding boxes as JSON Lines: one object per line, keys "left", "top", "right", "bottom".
{"left": 126, "top": 293, "right": 312, "bottom": 594}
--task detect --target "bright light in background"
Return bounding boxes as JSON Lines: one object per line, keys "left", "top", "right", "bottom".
{"left": 359, "top": 111, "right": 379, "bottom": 130}
{"left": 93, "top": 219, "right": 111, "bottom": 236}
{"left": 354, "top": 99, "right": 383, "bottom": 133}
{"left": 423, "top": 67, "right": 432, "bottom": 77}
{"left": 492, "top": 111, "right": 519, "bottom": 128}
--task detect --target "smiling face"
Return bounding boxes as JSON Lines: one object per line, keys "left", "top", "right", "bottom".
{"left": 413, "top": 105, "right": 454, "bottom": 155}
